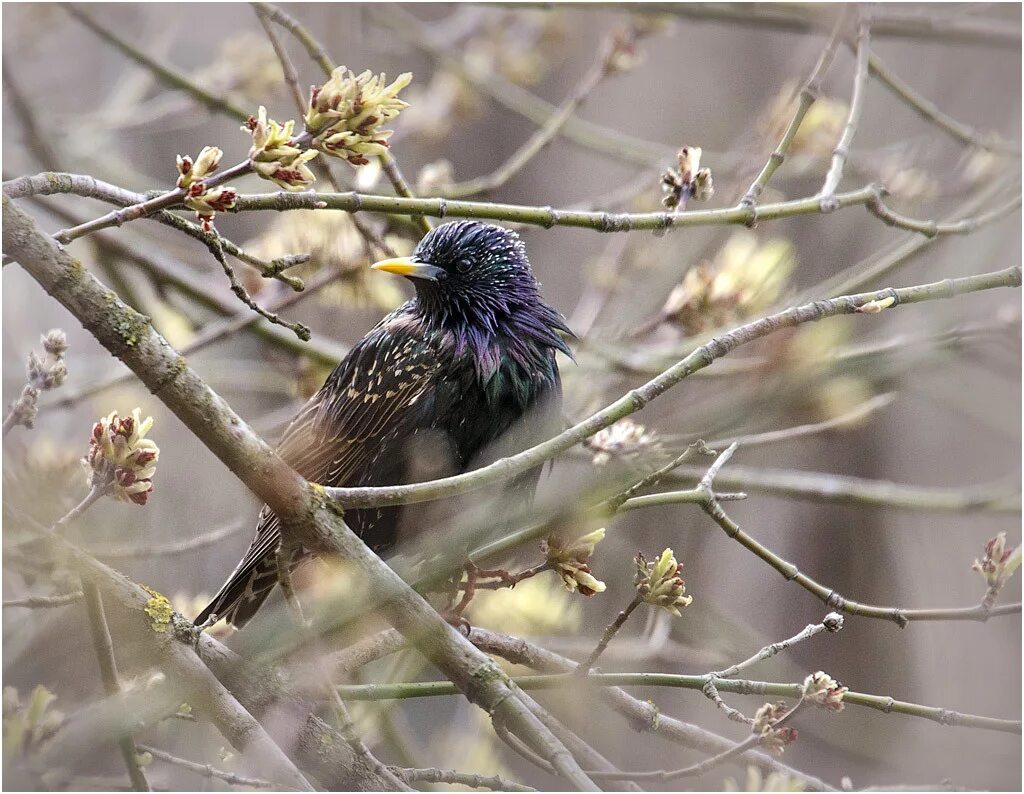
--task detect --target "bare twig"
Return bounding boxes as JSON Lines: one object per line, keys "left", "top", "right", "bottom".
{"left": 603, "top": 3, "right": 1021, "bottom": 49}
{"left": 137, "top": 745, "right": 276, "bottom": 789}
{"left": 87, "top": 521, "right": 248, "bottom": 561}
{"left": 692, "top": 446, "right": 1023, "bottom": 625}
{"left": 865, "top": 49, "right": 1020, "bottom": 155}
{"left": 252, "top": 1, "right": 334, "bottom": 76}
{"left": 40, "top": 486, "right": 152, "bottom": 791}
{"left": 252, "top": 4, "right": 306, "bottom": 111}
{"left": 202, "top": 233, "right": 311, "bottom": 341}
{"left": 62, "top": 4, "right": 250, "bottom": 121}
{"left": 741, "top": 10, "right": 847, "bottom": 206}
{"left": 336, "top": 672, "right": 1022, "bottom": 735}
{"left": 82, "top": 583, "right": 152, "bottom": 791}
{"left": 3, "top": 592, "right": 84, "bottom": 609}
{"left": 867, "top": 192, "right": 1022, "bottom": 238}
{"left": 714, "top": 613, "right": 845, "bottom": 679}
{"left": 576, "top": 594, "right": 644, "bottom": 675}
{"left": 664, "top": 463, "right": 1021, "bottom": 514}
{"left": 818, "top": 15, "right": 871, "bottom": 208}
{"left": 587, "top": 700, "right": 807, "bottom": 782}
{"left": 2, "top": 59, "right": 66, "bottom": 172}
{"left": 442, "top": 28, "right": 628, "bottom": 199}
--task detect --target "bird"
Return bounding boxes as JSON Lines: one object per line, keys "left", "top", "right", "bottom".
{"left": 195, "top": 220, "right": 572, "bottom": 628}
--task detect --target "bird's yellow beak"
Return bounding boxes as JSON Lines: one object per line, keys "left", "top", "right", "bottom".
{"left": 370, "top": 256, "right": 442, "bottom": 281}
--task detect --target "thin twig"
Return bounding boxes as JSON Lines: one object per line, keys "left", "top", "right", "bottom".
{"left": 713, "top": 613, "right": 844, "bottom": 679}
{"left": 867, "top": 192, "right": 1022, "bottom": 238}
{"left": 87, "top": 522, "right": 248, "bottom": 561}
{"left": 62, "top": 4, "right": 249, "bottom": 122}
{"left": 865, "top": 49, "right": 1020, "bottom": 156}
{"left": 576, "top": 594, "right": 644, "bottom": 675}
{"left": 253, "top": 1, "right": 334, "bottom": 75}
{"left": 50, "top": 486, "right": 152, "bottom": 791}
{"left": 586, "top": 699, "right": 807, "bottom": 782}
{"left": 818, "top": 15, "right": 872, "bottom": 208}
{"left": 664, "top": 463, "right": 1021, "bottom": 514}
{"left": 203, "top": 233, "right": 311, "bottom": 341}
{"left": 442, "top": 28, "right": 625, "bottom": 199}
{"left": 741, "top": 10, "right": 847, "bottom": 206}
{"left": 137, "top": 745, "right": 276, "bottom": 789}
{"left": 2, "top": 59, "right": 66, "bottom": 172}
{"left": 336, "top": 673, "right": 1021, "bottom": 735}
{"left": 599, "top": 3, "right": 1021, "bottom": 48}
{"left": 252, "top": 4, "right": 306, "bottom": 111}
{"left": 705, "top": 394, "right": 897, "bottom": 449}
{"left": 693, "top": 446, "right": 1023, "bottom": 626}
{"left": 3, "top": 592, "right": 84, "bottom": 609}
{"left": 82, "top": 583, "right": 152, "bottom": 791}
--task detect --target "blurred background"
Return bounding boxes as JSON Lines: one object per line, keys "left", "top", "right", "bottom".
{"left": 3, "top": 3, "right": 1021, "bottom": 790}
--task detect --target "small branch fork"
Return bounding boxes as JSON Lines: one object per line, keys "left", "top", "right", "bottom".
{"left": 586, "top": 699, "right": 807, "bottom": 783}
{"left": 694, "top": 445, "right": 1023, "bottom": 626}
{"left": 136, "top": 745, "right": 276, "bottom": 789}
{"left": 713, "top": 613, "right": 845, "bottom": 680}
{"left": 203, "top": 233, "right": 311, "bottom": 341}
{"left": 740, "top": 8, "right": 848, "bottom": 207}
{"left": 698, "top": 613, "right": 845, "bottom": 729}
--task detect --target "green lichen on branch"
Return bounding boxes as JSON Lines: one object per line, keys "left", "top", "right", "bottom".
{"left": 142, "top": 585, "right": 173, "bottom": 633}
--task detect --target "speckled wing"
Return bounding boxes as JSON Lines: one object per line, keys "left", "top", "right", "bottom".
{"left": 195, "top": 311, "right": 444, "bottom": 628}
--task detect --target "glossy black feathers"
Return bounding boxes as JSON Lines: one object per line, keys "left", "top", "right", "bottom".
{"left": 196, "top": 222, "right": 570, "bottom": 628}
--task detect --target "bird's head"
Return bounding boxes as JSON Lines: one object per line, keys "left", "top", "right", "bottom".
{"left": 371, "top": 220, "right": 572, "bottom": 367}
{"left": 371, "top": 220, "right": 545, "bottom": 327}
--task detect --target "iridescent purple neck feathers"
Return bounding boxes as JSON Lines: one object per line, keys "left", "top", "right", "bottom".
{"left": 406, "top": 221, "right": 572, "bottom": 381}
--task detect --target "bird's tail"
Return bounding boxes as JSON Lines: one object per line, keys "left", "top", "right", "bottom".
{"left": 194, "top": 555, "right": 281, "bottom": 629}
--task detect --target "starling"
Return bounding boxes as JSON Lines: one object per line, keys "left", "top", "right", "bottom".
{"left": 196, "top": 220, "right": 572, "bottom": 628}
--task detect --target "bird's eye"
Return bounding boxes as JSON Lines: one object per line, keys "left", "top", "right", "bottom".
{"left": 455, "top": 258, "right": 473, "bottom": 275}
